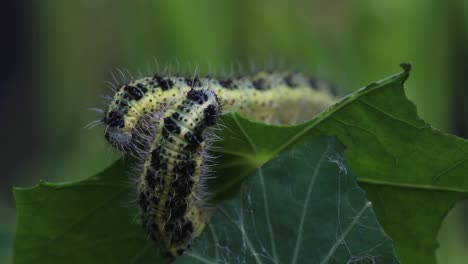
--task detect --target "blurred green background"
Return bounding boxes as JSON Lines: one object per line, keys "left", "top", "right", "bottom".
{"left": 1, "top": 0, "right": 468, "bottom": 263}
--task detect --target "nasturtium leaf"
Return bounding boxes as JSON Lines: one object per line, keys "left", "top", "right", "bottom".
{"left": 180, "top": 137, "right": 399, "bottom": 264}
{"left": 14, "top": 161, "right": 163, "bottom": 264}
{"left": 14, "top": 137, "right": 398, "bottom": 264}
{"left": 14, "top": 65, "right": 468, "bottom": 263}
{"left": 208, "top": 64, "right": 468, "bottom": 263}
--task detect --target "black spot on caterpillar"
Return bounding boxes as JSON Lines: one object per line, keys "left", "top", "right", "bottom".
{"left": 100, "top": 70, "right": 339, "bottom": 260}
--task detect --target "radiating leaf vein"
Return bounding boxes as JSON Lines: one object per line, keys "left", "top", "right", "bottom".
{"left": 291, "top": 140, "right": 331, "bottom": 264}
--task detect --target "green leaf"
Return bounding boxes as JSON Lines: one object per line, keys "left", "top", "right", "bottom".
{"left": 179, "top": 137, "right": 399, "bottom": 264}
{"left": 13, "top": 137, "right": 399, "bottom": 264}
{"left": 208, "top": 64, "right": 468, "bottom": 263}
{"left": 13, "top": 161, "right": 163, "bottom": 264}
{"left": 14, "top": 64, "right": 468, "bottom": 263}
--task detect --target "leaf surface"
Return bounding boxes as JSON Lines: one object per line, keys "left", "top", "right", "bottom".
{"left": 208, "top": 65, "right": 468, "bottom": 263}
{"left": 180, "top": 137, "right": 399, "bottom": 264}
{"left": 14, "top": 161, "right": 163, "bottom": 264}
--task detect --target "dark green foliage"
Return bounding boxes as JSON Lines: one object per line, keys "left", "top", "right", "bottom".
{"left": 14, "top": 66, "right": 468, "bottom": 263}
{"left": 180, "top": 137, "right": 399, "bottom": 264}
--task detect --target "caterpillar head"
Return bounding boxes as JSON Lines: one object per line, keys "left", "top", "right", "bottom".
{"left": 103, "top": 80, "right": 159, "bottom": 155}
{"left": 103, "top": 109, "right": 133, "bottom": 152}
{"left": 104, "top": 108, "right": 167, "bottom": 160}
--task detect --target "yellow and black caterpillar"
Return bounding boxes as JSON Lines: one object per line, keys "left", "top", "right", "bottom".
{"left": 102, "top": 70, "right": 338, "bottom": 260}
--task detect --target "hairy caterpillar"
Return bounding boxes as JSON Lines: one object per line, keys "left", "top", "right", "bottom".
{"left": 138, "top": 89, "right": 220, "bottom": 259}
{"left": 101, "top": 70, "right": 338, "bottom": 260}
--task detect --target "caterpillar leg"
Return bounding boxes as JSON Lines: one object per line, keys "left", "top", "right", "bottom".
{"left": 137, "top": 89, "right": 221, "bottom": 260}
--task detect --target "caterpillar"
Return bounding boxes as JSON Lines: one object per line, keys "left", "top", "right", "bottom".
{"left": 101, "top": 70, "right": 338, "bottom": 260}
{"left": 137, "top": 89, "right": 220, "bottom": 260}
